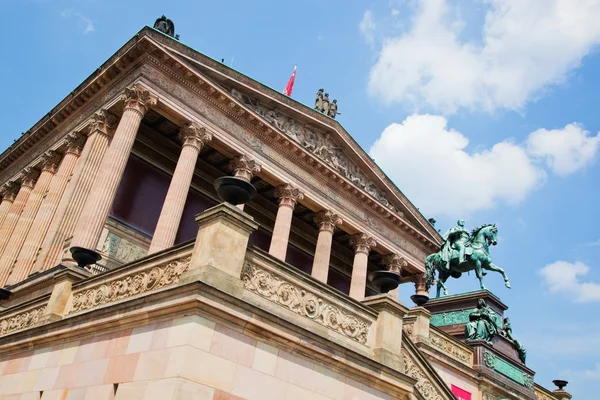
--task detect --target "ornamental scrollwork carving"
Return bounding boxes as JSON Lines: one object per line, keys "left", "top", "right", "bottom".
{"left": 401, "top": 347, "right": 443, "bottom": 400}
{"left": 70, "top": 256, "right": 191, "bottom": 313}
{"left": 230, "top": 88, "right": 397, "bottom": 213}
{"left": 403, "top": 322, "right": 414, "bottom": 336}
{"left": 241, "top": 261, "right": 371, "bottom": 344}
{"left": 428, "top": 330, "right": 471, "bottom": 365}
{"left": 0, "top": 305, "right": 47, "bottom": 337}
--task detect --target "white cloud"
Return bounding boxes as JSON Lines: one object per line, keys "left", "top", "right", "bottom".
{"left": 61, "top": 8, "right": 95, "bottom": 35}
{"left": 539, "top": 260, "right": 600, "bottom": 303}
{"left": 527, "top": 123, "right": 600, "bottom": 176}
{"left": 584, "top": 364, "right": 600, "bottom": 379}
{"left": 367, "top": 0, "right": 600, "bottom": 113}
{"left": 369, "top": 114, "right": 546, "bottom": 216}
{"left": 370, "top": 114, "right": 599, "bottom": 216}
{"left": 359, "top": 10, "right": 377, "bottom": 48}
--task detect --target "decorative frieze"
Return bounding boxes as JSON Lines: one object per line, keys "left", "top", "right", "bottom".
{"left": 100, "top": 231, "right": 148, "bottom": 265}
{"left": 230, "top": 88, "right": 397, "bottom": 213}
{"left": 401, "top": 347, "right": 444, "bottom": 400}
{"left": 70, "top": 255, "right": 191, "bottom": 313}
{"left": 0, "top": 305, "right": 47, "bottom": 337}
{"left": 483, "top": 350, "right": 534, "bottom": 389}
{"left": 428, "top": 329, "right": 471, "bottom": 365}
{"left": 241, "top": 261, "right": 371, "bottom": 344}
{"left": 430, "top": 308, "right": 502, "bottom": 328}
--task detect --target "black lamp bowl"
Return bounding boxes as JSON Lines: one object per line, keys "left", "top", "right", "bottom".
{"left": 552, "top": 380, "right": 568, "bottom": 390}
{"left": 370, "top": 270, "right": 402, "bottom": 293}
{"left": 411, "top": 294, "right": 430, "bottom": 307}
{"left": 0, "top": 288, "right": 13, "bottom": 300}
{"left": 214, "top": 176, "right": 257, "bottom": 205}
{"left": 70, "top": 246, "right": 102, "bottom": 268}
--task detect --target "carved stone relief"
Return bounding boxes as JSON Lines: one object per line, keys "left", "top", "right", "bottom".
{"left": 230, "top": 88, "right": 397, "bottom": 213}
{"left": 401, "top": 347, "right": 444, "bottom": 400}
{"left": 428, "top": 330, "right": 471, "bottom": 365}
{"left": 100, "top": 231, "right": 148, "bottom": 265}
{"left": 241, "top": 261, "right": 371, "bottom": 344}
{"left": 70, "top": 255, "right": 191, "bottom": 313}
{"left": 0, "top": 305, "right": 47, "bottom": 337}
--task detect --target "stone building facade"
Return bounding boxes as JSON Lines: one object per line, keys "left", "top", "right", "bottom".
{"left": 0, "top": 26, "right": 568, "bottom": 400}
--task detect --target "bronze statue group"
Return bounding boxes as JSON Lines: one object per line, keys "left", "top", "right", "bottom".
{"left": 314, "top": 89, "right": 341, "bottom": 119}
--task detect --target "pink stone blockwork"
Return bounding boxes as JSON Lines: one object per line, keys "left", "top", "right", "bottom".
{"left": 210, "top": 324, "right": 257, "bottom": 367}
{"left": 103, "top": 353, "right": 140, "bottom": 384}
{"left": 274, "top": 351, "right": 315, "bottom": 391}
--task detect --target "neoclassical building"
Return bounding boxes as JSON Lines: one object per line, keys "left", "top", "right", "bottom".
{"left": 0, "top": 24, "right": 570, "bottom": 400}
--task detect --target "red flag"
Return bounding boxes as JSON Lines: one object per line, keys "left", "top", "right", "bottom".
{"left": 283, "top": 66, "right": 297, "bottom": 96}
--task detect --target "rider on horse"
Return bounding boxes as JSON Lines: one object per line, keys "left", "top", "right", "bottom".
{"left": 440, "top": 219, "right": 470, "bottom": 270}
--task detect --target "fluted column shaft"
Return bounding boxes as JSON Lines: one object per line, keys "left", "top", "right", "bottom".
{"left": 268, "top": 184, "right": 304, "bottom": 261}
{"left": 71, "top": 86, "right": 155, "bottom": 252}
{"left": 0, "top": 183, "right": 19, "bottom": 227}
{"left": 230, "top": 155, "right": 261, "bottom": 211}
{"left": 11, "top": 135, "right": 85, "bottom": 282}
{"left": 311, "top": 210, "right": 342, "bottom": 283}
{"left": 349, "top": 233, "right": 377, "bottom": 301}
{"left": 0, "top": 154, "right": 59, "bottom": 286}
{"left": 0, "top": 172, "right": 37, "bottom": 259}
{"left": 32, "top": 115, "right": 112, "bottom": 273}
{"left": 149, "top": 123, "right": 212, "bottom": 254}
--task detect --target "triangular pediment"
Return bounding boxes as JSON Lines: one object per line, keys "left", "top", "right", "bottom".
{"left": 145, "top": 31, "right": 440, "bottom": 244}
{"left": 402, "top": 335, "right": 457, "bottom": 400}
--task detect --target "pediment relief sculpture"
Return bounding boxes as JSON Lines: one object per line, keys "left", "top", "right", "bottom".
{"left": 230, "top": 88, "right": 397, "bottom": 213}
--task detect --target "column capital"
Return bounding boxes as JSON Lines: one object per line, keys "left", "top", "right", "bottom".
{"left": 64, "top": 131, "right": 87, "bottom": 156}
{"left": 20, "top": 167, "right": 40, "bottom": 188}
{"left": 178, "top": 122, "right": 212, "bottom": 152}
{"left": 412, "top": 273, "right": 428, "bottom": 294}
{"left": 275, "top": 184, "right": 304, "bottom": 208}
{"left": 350, "top": 233, "right": 376, "bottom": 255}
{"left": 122, "top": 85, "right": 157, "bottom": 116}
{"left": 382, "top": 253, "right": 407, "bottom": 274}
{"left": 314, "top": 210, "right": 342, "bottom": 234}
{"left": 230, "top": 155, "right": 261, "bottom": 182}
{"left": 88, "top": 110, "right": 115, "bottom": 137}
{"left": 0, "top": 182, "right": 19, "bottom": 202}
{"left": 41, "top": 150, "right": 62, "bottom": 174}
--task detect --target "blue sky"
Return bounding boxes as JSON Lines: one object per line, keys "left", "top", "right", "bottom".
{"left": 1, "top": 0, "right": 599, "bottom": 397}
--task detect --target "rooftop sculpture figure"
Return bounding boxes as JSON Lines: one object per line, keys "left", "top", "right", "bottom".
{"left": 425, "top": 221, "right": 511, "bottom": 297}
{"left": 154, "top": 15, "right": 179, "bottom": 39}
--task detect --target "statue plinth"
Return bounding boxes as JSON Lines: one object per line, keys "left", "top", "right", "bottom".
{"left": 425, "top": 290, "right": 523, "bottom": 363}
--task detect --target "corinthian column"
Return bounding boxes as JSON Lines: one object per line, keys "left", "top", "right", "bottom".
{"left": 229, "top": 155, "right": 261, "bottom": 211}
{"left": 148, "top": 122, "right": 212, "bottom": 254}
{"left": 11, "top": 134, "right": 86, "bottom": 282}
{"left": 268, "top": 184, "right": 304, "bottom": 261}
{"left": 311, "top": 210, "right": 342, "bottom": 283}
{"left": 382, "top": 253, "right": 407, "bottom": 298}
{"left": 70, "top": 85, "right": 155, "bottom": 253}
{"left": 0, "top": 170, "right": 38, "bottom": 260}
{"left": 0, "top": 152, "right": 60, "bottom": 286}
{"left": 0, "top": 182, "right": 19, "bottom": 227}
{"left": 349, "top": 233, "right": 377, "bottom": 301}
{"left": 32, "top": 113, "right": 112, "bottom": 273}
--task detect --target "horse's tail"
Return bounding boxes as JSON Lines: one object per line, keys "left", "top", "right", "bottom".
{"left": 424, "top": 254, "right": 437, "bottom": 291}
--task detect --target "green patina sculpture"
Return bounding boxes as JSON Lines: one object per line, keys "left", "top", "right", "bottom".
{"left": 425, "top": 220, "right": 511, "bottom": 297}
{"left": 502, "top": 317, "right": 527, "bottom": 364}
{"left": 465, "top": 299, "right": 498, "bottom": 344}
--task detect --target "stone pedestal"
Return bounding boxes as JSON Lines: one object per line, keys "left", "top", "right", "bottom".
{"left": 403, "top": 306, "right": 431, "bottom": 345}
{"left": 40, "top": 266, "right": 91, "bottom": 323}
{"left": 363, "top": 294, "right": 408, "bottom": 372}
{"left": 183, "top": 203, "right": 259, "bottom": 293}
